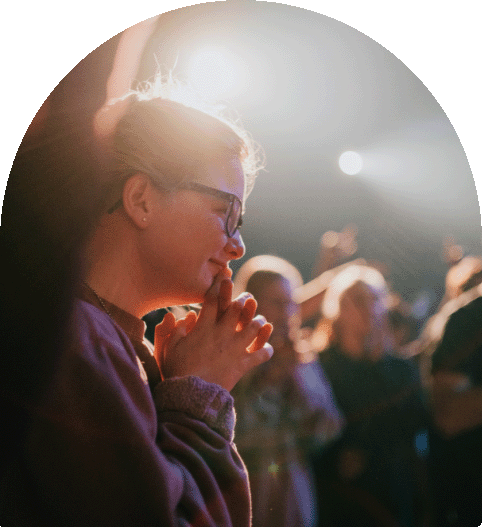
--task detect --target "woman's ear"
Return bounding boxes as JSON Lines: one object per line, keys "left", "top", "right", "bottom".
{"left": 122, "top": 173, "right": 156, "bottom": 228}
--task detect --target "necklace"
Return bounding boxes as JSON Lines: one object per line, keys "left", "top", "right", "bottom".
{"left": 82, "top": 281, "right": 112, "bottom": 317}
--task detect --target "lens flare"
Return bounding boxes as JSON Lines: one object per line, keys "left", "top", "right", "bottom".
{"left": 187, "top": 47, "right": 240, "bottom": 100}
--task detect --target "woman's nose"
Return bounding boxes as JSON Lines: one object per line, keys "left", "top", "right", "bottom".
{"left": 225, "top": 231, "right": 245, "bottom": 260}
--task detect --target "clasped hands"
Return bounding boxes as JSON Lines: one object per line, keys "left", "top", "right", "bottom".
{"left": 154, "top": 271, "right": 274, "bottom": 392}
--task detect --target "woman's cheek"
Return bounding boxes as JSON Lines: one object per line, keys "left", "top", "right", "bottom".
{"left": 212, "top": 212, "right": 227, "bottom": 231}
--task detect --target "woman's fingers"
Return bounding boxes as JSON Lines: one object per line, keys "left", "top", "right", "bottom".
{"left": 154, "top": 311, "right": 198, "bottom": 373}
{"left": 247, "top": 322, "right": 274, "bottom": 353}
{"left": 184, "top": 310, "right": 198, "bottom": 333}
{"left": 234, "top": 341, "right": 274, "bottom": 389}
{"left": 159, "top": 313, "right": 200, "bottom": 378}
{"left": 168, "top": 313, "right": 198, "bottom": 345}
{"left": 234, "top": 314, "right": 272, "bottom": 352}
{"left": 237, "top": 297, "right": 257, "bottom": 330}
{"left": 198, "top": 272, "right": 232, "bottom": 325}
{"left": 218, "top": 292, "right": 254, "bottom": 330}
{"left": 154, "top": 311, "right": 176, "bottom": 367}
{"left": 155, "top": 311, "right": 176, "bottom": 339}
{"left": 217, "top": 278, "right": 233, "bottom": 319}
{"left": 157, "top": 281, "right": 274, "bottom": 390}
{"left": 248, "top": 341, "right": 274, "bottom": 365}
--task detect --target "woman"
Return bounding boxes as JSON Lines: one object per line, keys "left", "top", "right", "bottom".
{"left": 232, "top": 255, "right": 344, "bottom": 527}
{"left": 3, "top": 79, "right": 273, "bottom": 526}
{"left": 312, "top": 264, "right": 429, "bottom": 527}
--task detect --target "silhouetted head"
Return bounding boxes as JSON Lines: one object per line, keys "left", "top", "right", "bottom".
{"left": 234, "top": 255, "right": 303, "bottom": 347}
{"left": 321, "top": 264, "right": 390, "bottom": 359}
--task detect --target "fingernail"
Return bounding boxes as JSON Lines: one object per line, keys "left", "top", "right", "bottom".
{"left": 237, "top": 292, "right": 253, "bottom": 302}
{"left": 253, "top": 315, "right": 268, "bottom": 324}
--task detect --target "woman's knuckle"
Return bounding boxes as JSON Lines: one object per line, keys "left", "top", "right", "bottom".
{"left": 231, "top": 298, "right": 242, "bottom": 310}
{"left": 252, "top": 315, "right": 266, "bottom": 327}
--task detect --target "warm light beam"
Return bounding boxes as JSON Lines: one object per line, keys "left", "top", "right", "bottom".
{"left": 187, "top": 47, "right": 242, "bottom": 101}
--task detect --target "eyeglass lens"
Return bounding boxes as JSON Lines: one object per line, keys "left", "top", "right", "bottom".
{"left": 227, "top": 198, "right": 242, "bottom": 237}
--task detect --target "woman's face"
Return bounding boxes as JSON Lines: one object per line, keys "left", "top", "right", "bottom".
{"left": 139, "top": 156, "right": 246, "bottom": 308}
{"left": 255, "top": 277, "right": 299, "bottom": 346}
{"left": 336, "top": 282, "right": 386, "bottom": 357}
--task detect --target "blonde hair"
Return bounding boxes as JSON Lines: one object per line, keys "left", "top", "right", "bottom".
{"left": 312, "top": 264, "right": 391, "bottom": 354}
{"left": 96, "top": 75, "right": 264, "bottom": 207}
{"left": 322, "top": 264, "right": 389, "bottom": 321}
{"left": 233, "top": 255, "right": 303, "bottom": 297}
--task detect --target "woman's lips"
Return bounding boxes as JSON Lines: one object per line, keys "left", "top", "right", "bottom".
{"left": 209, "top": 259, "right": 232, "bottom": 278}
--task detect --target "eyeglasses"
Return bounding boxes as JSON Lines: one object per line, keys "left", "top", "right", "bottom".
{"left": 182, "top": 181, "right": 243, "bottom": 238}
{"left": 107, "top": 179, "right": 243, "bottom": 238}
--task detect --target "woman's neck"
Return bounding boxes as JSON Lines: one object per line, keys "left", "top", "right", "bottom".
{"left": 84, "top": 221, "right": 145, "bottom": 317}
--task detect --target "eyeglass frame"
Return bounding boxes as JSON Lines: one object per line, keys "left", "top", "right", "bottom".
{"left": 182, "top": 181, "right": 243, "bottom": 238}
{"left": 107, "top": 178, "right": 243, "bottom": 238}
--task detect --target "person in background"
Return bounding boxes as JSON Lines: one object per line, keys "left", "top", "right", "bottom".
{"left": 386, "top": 293, "right": 420, "bottom": 358}
{"left": 414, "top": 255, "right": 482, "bottom": 383}
{"left": 232, "top": 255, "right": 344, "bottom": 527}
{"left": 428, "top": 292, "right": 482, "bottom": 527}
{"left": 442, "top": 254, "right": 482, "bottom": 306}
{"left": 1, "top": 73, "right": 274, "bottom": 526}
{"left": 393, "top": 255, "right": 482, "bottom": 527}
{"left": 311, "top": 264, "right": 430, "bottom": 527}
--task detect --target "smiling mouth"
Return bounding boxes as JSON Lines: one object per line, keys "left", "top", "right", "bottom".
{"left": 209, "top": 259, "right": 232, "bottom": 278}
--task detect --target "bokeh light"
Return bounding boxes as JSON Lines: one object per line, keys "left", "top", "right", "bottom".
{"left": 339, "top": 150, "right": 363, "bottom": 175}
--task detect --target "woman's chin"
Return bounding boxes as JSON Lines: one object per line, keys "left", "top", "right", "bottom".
{"left": 160, "top": 276, "right": 215, "bottom": 307}
{"left": 184, "top": 282, "right": 210, "bottom": 305}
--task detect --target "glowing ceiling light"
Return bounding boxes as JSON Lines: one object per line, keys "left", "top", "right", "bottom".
{"left": 339, "top": 150, "right": 363, "bottom": 175}
{"left": 187, "top": 47, "right": 239, "bottom": 101}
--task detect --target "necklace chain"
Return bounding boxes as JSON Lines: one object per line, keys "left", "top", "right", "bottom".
{"left": 82, "top": 281, "right": 112, "bottom": 317}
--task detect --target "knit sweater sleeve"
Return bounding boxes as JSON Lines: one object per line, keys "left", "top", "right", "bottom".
{"left": 154, "top": 375, "right": 236, "bottom": 441}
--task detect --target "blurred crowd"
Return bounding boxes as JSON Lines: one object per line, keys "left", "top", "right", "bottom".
{"left": 146, "top": 228, "right": 482, "bottom": 527}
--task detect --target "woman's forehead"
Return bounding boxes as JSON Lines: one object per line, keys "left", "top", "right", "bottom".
{"left": 197, "top": 157, "right": 245, "bottom": 199}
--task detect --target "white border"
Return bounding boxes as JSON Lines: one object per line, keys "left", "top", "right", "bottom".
{"left": 1, "top": 0, "right": 480, "bottom": 222}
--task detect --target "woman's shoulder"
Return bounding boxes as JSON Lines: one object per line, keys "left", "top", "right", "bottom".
{"left": 72, "top": 299, "right": 138, "bottom": 364}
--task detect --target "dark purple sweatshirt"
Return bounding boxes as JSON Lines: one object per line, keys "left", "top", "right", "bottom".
{"left": 16, "top": 291, "right": 251, "bottom": 526}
